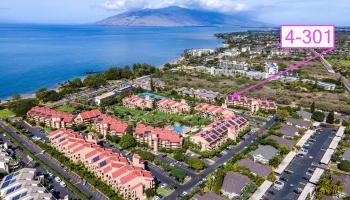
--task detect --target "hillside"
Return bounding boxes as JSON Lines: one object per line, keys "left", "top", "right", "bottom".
{"left": 96, "top": 6, "right": 265, "bottom": 27}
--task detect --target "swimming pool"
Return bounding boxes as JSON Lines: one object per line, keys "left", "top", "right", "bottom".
{"left": 173, "top": 126, "right": 184, "bottom": 133}
{"left": 138, "top": 92, "right": 166, "bottom": 100}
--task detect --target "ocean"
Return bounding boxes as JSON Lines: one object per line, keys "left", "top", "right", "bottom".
{"left": 0, "top": 24, "right": 250, "bottom": 100}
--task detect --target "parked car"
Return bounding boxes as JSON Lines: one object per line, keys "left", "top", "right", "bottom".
{"left": 54, "top": 176, "right": 61, "bottom": 182}
{"left": 280, "top": 177, "right": 288, "bottom": 182}
{"left": 273, "top": 181, "right": 285, "bottom": 191}
{"left": 60, "top": 181, "right": 66, "bottom": 187}
{"left": 294, "top": 188, "right": 303, "bottom": 194}
{"left": 298, "top": 148, "right": 308, "bottom": 156}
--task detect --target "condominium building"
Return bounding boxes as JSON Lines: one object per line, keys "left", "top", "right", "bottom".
{"left": 122, "top": 95, "right": 153, "bottom": 110}
{"left": 27, "top": 106, "right": 75, "bottom": 129}
{"left": 49, "top": 128, "right": 154, "bottom": 200}
{"left": 195, "top": 103, "right": 235, "bottom": 120}
{"left": 0, "top": 168, "right": 53, "bottom": 200}
{"left": 190, "top": 116, "right": 248, "bottom": 151}
{"left": 265, "top": 62, "right": 279, "bottom": 75}
{"left": 227, "top": 95, "right": 277, "bottom": 113}
{"left": 134, "top": 124, "right": 183, "bottom": 152}
{"left": 93, "top": 114, "right": 131, "bottom": 137}
{"left": 74, "top": 109, "right": 102, "bottom": 125}
{"left": 0, "top": 150, "right": 11, "bottom": 174}
{"left": 156, "top": 99, "right": 190, "bottom": 114}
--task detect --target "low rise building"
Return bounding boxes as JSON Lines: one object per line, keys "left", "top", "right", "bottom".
{"left": 250, "top": 145, "right": 278, "bottom": 165}
{"left": 74, "top": 109, "right": 102, "bottom": 125}
{"left": 176, "top": 87, "right": 220, "bottom": 102}
{"left": 122, "top": 95, "right": 153, "bottom": 110}
{"left": 49, "top": 128, "right": 154, "bottom": 200}
{"left": 219, "top": 60, "right": 250, "bottom": 71}
{"left": 221, "top": 172, "right": 251, "bottom": 198}
{"left": 298, "top": 111, "right": 312, "bottom": 121}
{"left": 134, "top": 124, "right": 183, "bottom": 152}
{"left": 227, "top": 95, "right": 277, "bottom": 113}
{"left": 132, "top": 76, "right": 165, "bottom": 91}
{"left": 94, "top": 91, "right": 117, "bottom": 106}
{"left": 188, "top": 49, "right": 214, "bottom": 57}
{"left": 287, "top": 118, "right": 311, "bottom": 129}
{"left": 156, "top": 99, "right": 190, "bottom": 114}
{"left": 0, "top": 150, "right": 11, "bottom": 174}
{"left": 265, "top": 62, "right": 279, "bottom": 75}
{"left": 0, "top": 168, "right": 53, "bottom": 200}
{"left": 190, "top": 116, "right": 248, "bottom": 151}
{"left": 238, "top": 158, "right": 272, "bottom": 177}
{"left": 93, "top": 114, "right": 131, "bottom": 137}
{"left": 195, "top": 103, "right": 235, "bottom": 119}
{"left": 332, "top": 174, "right": 350, "bottom": 198}
{"left": 27, "top": 106, "right": 75, "bottom": 129}
{"left": 267, "top": 135, "right": 295, "bottom": 148}
{"left": 278, "top": 125, "right": 299, "bottom": 138}
{"left": 301, "top": 79, "right": 336, "bottom": 90}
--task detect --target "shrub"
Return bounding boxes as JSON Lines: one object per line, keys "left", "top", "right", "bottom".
{"left": 338, "top": 160, "right": 350, "bottom": 172}
{"left": 312, "top": 111, "right": 325, "bottom": 122}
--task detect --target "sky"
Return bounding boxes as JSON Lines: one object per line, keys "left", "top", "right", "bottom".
{"left": 0, "top": 0, "right": 349, "bottom": 25}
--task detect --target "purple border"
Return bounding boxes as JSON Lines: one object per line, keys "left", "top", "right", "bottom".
{"left": 280, "top": 24, "right": 336, "bottom": 49}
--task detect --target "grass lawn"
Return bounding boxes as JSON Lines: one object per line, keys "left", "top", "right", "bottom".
{"left": 56, "top": 105, "right": 77, "bottom": 113}
{"left": 112, "top": 106, "right": 211, "bottom": 127}
{"left": 0, "top": 109, "right": 15, "bottom": 119}
{"left": 156, "top": 187, "right": 174, "bottom": 197}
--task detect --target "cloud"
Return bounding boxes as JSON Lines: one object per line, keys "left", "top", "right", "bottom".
{"left": 102, "top": 0, "right": 248, "bottom": 13}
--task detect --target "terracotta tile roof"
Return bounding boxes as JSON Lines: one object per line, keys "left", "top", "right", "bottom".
{"left": 95, "top": 114, "right": 130, "bottom": 133}
{"left": 135, "top": 124, "right": 182, "bottom": 143}
{"left": 78, "top": 109, "right": 102, "bottom": 120}
{"left": 195, "top": 103, "right": 234, "bottom": 118}
{"left": 27, "top": 106, "right": 75, "bottom": 122}
{"left": 157, "top": 98, "right": 189, "bottom": 109}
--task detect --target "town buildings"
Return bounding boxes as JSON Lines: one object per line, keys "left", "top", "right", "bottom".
{"left": 122, "top": 95, "right": 153, "bottom": 110}
{"left": 156, "top": 99, "right": 190, "bottom": 114}
{"left": 49, "top": 128, "right": 154, "bottom": 200}
{"left": 250, "top": 145, "right": 278, "bottom": 165}
{"left": 74, "top": 109, "right": 102, "bottom": 125}
{"left": 27, "top": 106, "right": 75, "bottom": 129}
{"left": 175, "top": 87, "right": 220, "bottom": 103}
{"left": 301, "top": 79, "right": 336, "bottom": 90}
{"left": 190, "top": 116, "right": 248, "bottom": 151}
{"left": 0, "top": 168, "right": 53, "bottom": 200}
{"left": 265, "top": 63, "right": 279, "bottom": 75}
{"left": 195, "top": 103, "right": 234, "bottom": 119}
{"left": 188, "top": 49, "right": 214, "bottom": 57}
{"left": 134, "top": 124, "right": 183, "bottom": 152}
{"left": 94, "top": 91, "right": 117, "bottom": 106}
{"left": 227, "top": 95, "right": 277, "bottom": 113}
{"left": 238, "top": 158, "right": 272, "bottom": 177}
{"left": 221, "top": 172, "right": 251, "bottom": 198}
{"left": 131, "top": 75, "right": 165, "bottom": 91}
{"left": 93, "top": 114, "right": 131, "bottom": 137}
{"left": 0, "top": 150, "right": 11, "bottom": 174}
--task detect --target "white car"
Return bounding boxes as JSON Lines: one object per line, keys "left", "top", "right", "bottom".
{"left": 273, "top": 181, "right": 284, "bottom": 190}
{"left": 181, "top": 191, "right": 188, "bottom": 196}
{"left": 60, "top": 181, "right": 66, "bottom": 187}
{"left": 273, "top": 181, "right": 285, "bottom": 191}
{"left": 298, "top": 148, "right": 308, "bottom": 156}
{"left": 54, "top": 176, "right": 61, "bottom": 182}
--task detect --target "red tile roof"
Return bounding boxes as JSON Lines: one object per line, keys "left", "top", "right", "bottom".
{"left": 27, "top": 106, "right": 75, "bottom": 123}
{"left": 78, "top": 109, "right": 102, "bottom": 120}
{"left": 135, "top": 124, "right": 182, "bottom": 143}
{"left": 96, "top": 114, "right": 130, "bottom": 133}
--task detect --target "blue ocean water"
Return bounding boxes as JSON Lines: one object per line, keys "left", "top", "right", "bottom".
{"left": 0, "top": 24, "right": 249, "bottom": 100}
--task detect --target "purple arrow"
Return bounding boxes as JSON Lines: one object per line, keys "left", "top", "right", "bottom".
{"left": 230, "top": 48, "right": 334, "bottom": 99}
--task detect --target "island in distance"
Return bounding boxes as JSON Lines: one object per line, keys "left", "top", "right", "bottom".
{"left": 96, "top": 6, "right": 267, "bottom": 27}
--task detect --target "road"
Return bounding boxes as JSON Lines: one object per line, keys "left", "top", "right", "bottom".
{"left": 265, "top": 126, "right": 336, "bottom": 200}
{"left": 0, "top": 120, "right": 109, "bottom": 200}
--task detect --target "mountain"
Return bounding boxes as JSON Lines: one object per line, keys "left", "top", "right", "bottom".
{"left": 96, "top": 6, "right": 266, "bottom": 27}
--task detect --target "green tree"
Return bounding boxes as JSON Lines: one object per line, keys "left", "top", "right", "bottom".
{"left": 276, "top": 109, "right": 289, "bottom": 120}
{"left": 338, "top": 160, "right": 350, "bottom": 172}
{"left": 312, "top": 111, "right": 325, "bottom": 122}
{"left": 173, "top": 151, "right": 185, "bottom": 161}
{"left": 311, "top": 102, "right": 315, "bottom": 113}
{"left": 326, "top": 111, "right": 335, "bottom": 124}
{"left": 83, "top": 74, "right": 107, "bottom": 89}
{"left": 187, "top": 158, "right": 205, "bottom": 170}
{"left": 171, "top": 168, "right": 186, "bottom": 182}
{"left": 119, "top": 134, "right": 136, "bottom": 149}
{"left": 8, "top": 98, "right": 38, "bottom": 117}
{"left": 145, "top": 188, "right": 156, "bottom": 198}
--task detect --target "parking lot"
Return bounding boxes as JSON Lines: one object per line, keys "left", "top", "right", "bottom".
{"left": 265, "top": 126, "right": 336, "bottom": 200}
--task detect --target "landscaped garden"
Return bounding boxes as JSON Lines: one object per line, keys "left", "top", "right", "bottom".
{"left": 111, "top": 106, "right": 211, "bottom": 127}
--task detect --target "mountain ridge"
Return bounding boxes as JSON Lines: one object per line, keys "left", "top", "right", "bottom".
{"left": 96, "top": 6, "right": 267, "bottom": 27}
